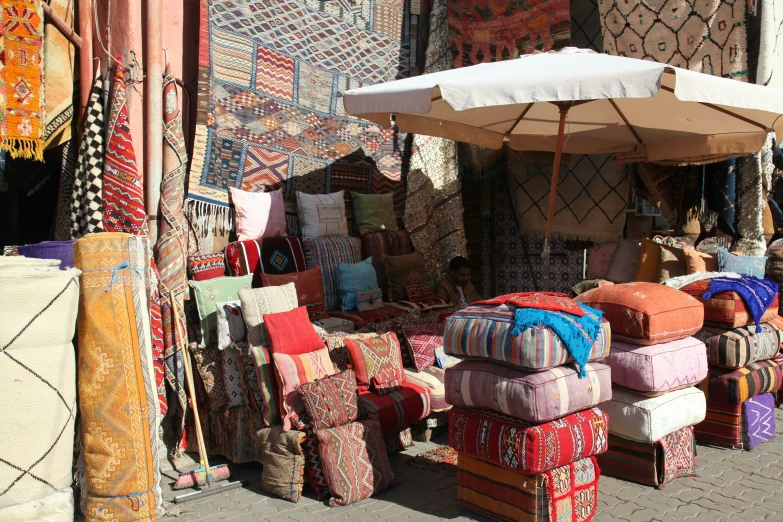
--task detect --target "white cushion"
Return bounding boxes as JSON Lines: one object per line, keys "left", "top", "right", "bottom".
{"left": 296, "top": 190, "right": 348, "bottom": 238}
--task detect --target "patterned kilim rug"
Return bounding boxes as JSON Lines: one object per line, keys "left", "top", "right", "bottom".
{"left": 43, "top": 0, "right": 75, "bottom": 149}
{"left": 187, "top": 0, "right": 421, "bottom": 250}
{"left": 599, "top": 0, "right": 749, "bottom": 81}
{"left": 406, "top": 445, "right": 459, "bottom": 475}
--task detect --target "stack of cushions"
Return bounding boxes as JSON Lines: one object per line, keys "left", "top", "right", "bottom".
{"left": 443, "top": 293, "right": 610, "bottom": 522}
{"left": 577, "top": 283, "right": 707, "bottom": 488}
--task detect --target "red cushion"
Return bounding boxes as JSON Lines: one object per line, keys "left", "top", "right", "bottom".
{"left": 344, "top": 332, "right": 405, "bottom": 393}
{"left": 188, "top": 252, "right": 226, "bottom": 281}
{"left": 261, "top": 267, "right": 328, "bottom": 320}
{"left": 264, "top": 306, "right": 325, "bottom": 355}
{"left": 359, "top": 382, "right": 432, "bottom": 435}
{"left": 225, "top": 237, "right": 306, "bottom": 287}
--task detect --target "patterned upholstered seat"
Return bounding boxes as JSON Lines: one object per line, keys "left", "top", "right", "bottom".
{"left": 359, "top": 382, "right": 432, "bottom": 436}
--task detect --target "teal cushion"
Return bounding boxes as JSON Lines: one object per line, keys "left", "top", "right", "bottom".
{"left": 189, "top": 275, "right": 253, "bottom": 347}
{"left": 717, "top": 249, "right": 766, "bottom": 278}
{"left": 338, "top": 258, "right": 378, "bottom": 311}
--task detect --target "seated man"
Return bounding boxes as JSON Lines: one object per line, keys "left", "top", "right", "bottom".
{"left": 435, "top": 256, "right": 481, "bottom": 309}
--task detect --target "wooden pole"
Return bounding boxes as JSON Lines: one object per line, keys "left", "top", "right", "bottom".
{"left": 543, "top": 105, "right": 570, "bottom": 249}
{"left": 43, "top": 3, "right": 82, "bottom": 48}
{"left": 145, "top": 0, "right": 164, "bottom": 243}
{"left": 77, "top": 0, "right": 94, "bottom": 116}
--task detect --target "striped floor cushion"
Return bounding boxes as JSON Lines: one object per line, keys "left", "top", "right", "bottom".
{"left": 302, "top": 236, "right": 361, "bottom": 311}
{"left": 597, "top": 427, "right": 697, "bottom": 488}
{"left": 444, "top": 360, "right": 612, "bottom": 423}
{"left": 697, "top": 360, "right": 782, "bottom": 405}
{"left": 598, "top": 387, "right": 706, "bottom": 443}
{"left": 359, "top": 382, "right": 432, "bottom": 436}
{"left": 693, "top": 323, "right": 782, "bottom": 369}
{"left": 449, "top": 407, "right": 608, "bottom": 475}
{"left": 694, "top": 394, "right": 776, "bottom": 449}
{"left": 404, "top": 367, "right": 451, "bottom": 412}
{"left": 680, "top": 279, "right": 779, "bottom": 328}
{"left": 607, "top": 337, "right": 708, "bottom": 396}
{"left": 225, "top": 237, "right": 306, "bottom": 287}
{"left": 443, "top": 305, "right": 611, "bottom": 371}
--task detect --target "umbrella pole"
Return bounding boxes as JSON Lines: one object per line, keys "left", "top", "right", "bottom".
{"left": 542, "top": 104, "right": 570, "bottom": 290}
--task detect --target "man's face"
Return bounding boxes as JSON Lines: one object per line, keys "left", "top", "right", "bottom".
{"left": 452, "top": 267, "right": 471, "bottom": 287}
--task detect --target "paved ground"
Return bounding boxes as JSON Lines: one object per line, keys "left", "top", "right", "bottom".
{"left": 161, "top": 408, "right": 783, "bottom": 522}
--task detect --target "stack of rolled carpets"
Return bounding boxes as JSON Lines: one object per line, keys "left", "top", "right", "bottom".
{"left": 577, "top": 283, "right": 707, "bottom": 488}
{"left": 443, "top": 293, "right": 611, "bottom": 521}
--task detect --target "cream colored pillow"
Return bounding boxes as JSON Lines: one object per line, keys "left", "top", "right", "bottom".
{"left": 296, "top": 190, "right": 348, "bottom": 238}
{"left": 239, "top": 282, "right": 298, "bottom": 347}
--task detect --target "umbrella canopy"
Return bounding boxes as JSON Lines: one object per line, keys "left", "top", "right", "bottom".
{"left": 343, "top": 48, "right": 783, "bottom": 164}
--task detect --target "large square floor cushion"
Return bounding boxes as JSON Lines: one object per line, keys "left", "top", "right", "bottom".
{"left": 443, "top": 305, "right": 611, "bottom": 370}
{"left": 359, "top": 382, "right": 432, "bottom": 436}
{"left": 680, "top": 279, "right": 779, "bottom": 328}
{"left": 225, "top": 237, "right": 306, "bottom": 287}
{"left": 404, "top": 366, "right": 450, "bottom": 412}
{"left": 444, "top": 360, "right": 612, "bottom": 423}
{"left": 607, "top": 337, "right": 708, "bottom": 396}
{"left": 598, "top": 387, "right": 706, "bottom": 443}
{"left": 597, "top": 427, "right": 697, "bottom": 488}
{"left": 697, "top": 360, "right": 782, "bottom": 405}
{"left": 302, "top": 236, "right": 361, "bottom": 311}
{"left": 694, "top": 394, "right": 777, "bottom": 449}
{"left": 693, "top": 323, "right": 782, "bottom": 369}
{"left": 576, "top": 282, "right": 704, "bottom": 344}
{"left": 360, "top": 230, "right": 411, "bottom": 298}
{"left": 448, "top": 407, "right": 609, "bottom": 475}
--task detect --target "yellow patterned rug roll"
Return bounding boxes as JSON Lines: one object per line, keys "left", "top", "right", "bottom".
{"left": 74, "top": 233, "right": 163, "bottom": 521}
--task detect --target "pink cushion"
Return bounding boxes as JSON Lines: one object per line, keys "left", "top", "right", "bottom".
{"left": 230, "top": 187, "right": 287, "bottom": 241}
{"left": 606, "top": 337, "right": 708, "bottom": 396}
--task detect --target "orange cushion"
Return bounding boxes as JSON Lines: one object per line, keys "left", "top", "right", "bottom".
{"left": 684, "top": 249, "right": 718, "bottom": 273}
{"left": 634, "top": 238, "right": 660, "bottom": 283}
{"left": 576, "top": 282, "right": 704, "bottom": 345}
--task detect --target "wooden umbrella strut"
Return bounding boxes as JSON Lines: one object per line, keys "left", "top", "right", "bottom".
{"left": 542, "top": 103, "right": 571, "bottom": 261}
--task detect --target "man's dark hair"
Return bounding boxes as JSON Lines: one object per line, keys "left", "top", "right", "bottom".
{"left": 449, "top": 256, "right": 471, "bottom": 271}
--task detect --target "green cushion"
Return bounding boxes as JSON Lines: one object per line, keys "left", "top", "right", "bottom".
{"left": 189, "top": 275, "right": 253, "bottom": 347}
{"left": 351, "top": 192, "right": 398, "bottom": 234}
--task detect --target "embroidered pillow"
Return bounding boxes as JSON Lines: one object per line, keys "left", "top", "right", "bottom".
{"left": 685, "top": 249, "right": 718, "bottom": 273}
{"left": 189, "top": 275, "right": 253, "bottom": 348}
{"left": 344, "top": 332, "right": 405, "bottom": 394}
{"left": 717, "top": 249, "right": 766, "bottom": 278}
{"left": 403, "top": 323, "right": 444, "bottom": 372}
{"left": 337, "top": 257, "right": 378, "bottom": 311}
{"left": 350, "top": 192, "right": 399, "bottom": 234}
{"left": 216, "top": 300, "right": 246, "bottom": 351}
{"left": 405, "top": 283, "right": 435, "bottom": 302}
{"left": 257, "top": 426, "right": 306, "bottom": 502}
{"left": 230, "top": 186, "right": 287, "bottom": 241}
{"left": 264, "top": 306, "right": 325, "bottom": 355}
{"left": 260, "top": 267, "right": 328, "bottom": 320}
{"left": 585, "top": 241, "right": 617, "bottom": 280}
{"left": 249, "top": 344, "right": 280, "bottom": 426}
{"left": 297, "top": 369, "right": 360, "bottom": 431}
{"left": 296, "top": 191, "right": 348, "bottom": 238}
{"left": 188, "top": 252, "right": 226, "bottom": 281}
{"left": 356, "top": 288, "right": 384, "bottom": 312}
{"left": 605, "top": 238, "right": 640, "bottom": 284}
{"left": 385, "top": 251, "right": 427, "bottom": 302}
{"left": 273, "top": 348, "right": 336, "bottom": 431}
{"left": 221, "top": 346, "right": 246, "bottom": 409}
{"left": 239, "top": 282, "right": 299, "bottom": 347}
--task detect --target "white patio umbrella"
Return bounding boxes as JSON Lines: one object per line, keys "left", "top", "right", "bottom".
{"left": 343, "top": 48, "right": 783, "bottom": 255}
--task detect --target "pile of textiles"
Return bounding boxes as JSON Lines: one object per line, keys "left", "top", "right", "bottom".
{"left": 577, "top": 283, "right": 707, "bottom": 488}
{"left": 444, "top": 292, "right": 610, "bottom": 521}
{"left": 679, "top": 276, "right": 782, "bottom": 450}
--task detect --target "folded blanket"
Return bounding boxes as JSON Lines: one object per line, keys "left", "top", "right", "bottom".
{"left": 512, "top": 303, "right": 603, "bottom": 377}
{"left": 473, "top": 292, "right": 585, "bottom": 317}
{"left": 663, "top": 272, "right": 741, "bottom": 290}
{"left": 703, "top": 277, "right": 779, "bottom": 328}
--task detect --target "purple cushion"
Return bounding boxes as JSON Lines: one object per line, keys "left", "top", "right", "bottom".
{"left": 444, "top": 359, "right": 612, "bottom": 423}
{"left": 606, "top": 337, "right": 708, "bottom": 396}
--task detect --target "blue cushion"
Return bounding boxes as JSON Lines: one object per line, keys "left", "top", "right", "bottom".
{"left": 338, "top": 258, "right": 378, "bottom": 311}
{"left": 717, "top": 249, "right": 766, "bottom": 278}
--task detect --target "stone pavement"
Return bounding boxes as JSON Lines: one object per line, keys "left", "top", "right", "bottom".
{"left": 162, "top": 408, "right": 783, "bottom": 522}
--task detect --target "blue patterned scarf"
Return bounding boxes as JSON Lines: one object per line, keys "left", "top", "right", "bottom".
{"left": 703, "top": 277, "right": 779, "bottom": 329}
{"left": 512, "top": 303, "right": 603, "bottom": 377}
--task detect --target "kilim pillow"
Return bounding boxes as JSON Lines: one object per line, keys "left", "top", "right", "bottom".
{"left": 351, "top": 192, "right": 399, "bottom": 234}
{"left": 355, "top": 288, "right": 384, "bottom": 312}
{"left": 265, "top": 306, "right": 325, "bottom": 356}
{"left": 189, "top": 275, "right": 253, "bottom": 348}
{"left": 633, "top": 238, "right": 660, "bottom": 283}
{"left": 697, "top": 360, "right": 782, "bottom": 405}
{"left": 260, "top": 267, "right": 328, "bottom": 320}
{"left": 248, "top": 343, "right": 280, "bottom": 426}
{"left": 605, "top": 237, "right": 640, "bottom": 283}
{"left": 216, "top": 300, "right": 246, "bottom": 351}
{"left": 344, "top": 332, "right": 406, "bottom": 394}
{"left": 273, "top": 348, "right": 336, "bottom": 431}
{"left": 257, "top": 426, "right": 306, "bottom": 502}
{"left": 655, "top": 243, "right": 687, "bottom": 282}
{"left": 679, "top": 279, "right": 779, "bottom": 328}
{"left": 717, "top": 249, "right": 766, "bottom": 278}
{"left": 385, "top": 251, "right": 427, "bottom": 302}
{"left": 239, "top": 282, "right": 299, "bottom": 348}
{"left": 230, "top": 186, "right": 287, "bottom": 241}
{"left": 225, "top": 237, "right": 307, "bottom": 287}
{"left": 403, "top": 323, "right": 444, "bottom": 371}
{"left": 575, "top": 282, "right": 703, "bottom": 344}
{"left": 684, "top": 248, "right": 718, "bottom": 274}
{"left": 694, "top": 323, "right": 782, "bottom": 369}
{"left": 607, "top": 337, "right": 708, "bottom": 396}
{"left": 585, "top": 241, "right": 617, "bottom": 280}
{"left": 221, "top": 346, "right": 246, "bottom": 409}
{"left": 405, "top": 283, "right": 435, "bottom": 302}
{"left": 296, "top": 190, "right": 349, "bottom": 238}
{"left": 192, "top": 344, "right": 230, "bottom": 413}
{"left": 316, "top": 419, "right": 397, "bottom": 506}
{"left": 297, "top": 369, "right": 361, "bottom": 431}
{"left": 598, "top": 387, "right": 706, "bottom": 443}
{"left": 188, "top": 252, "right": 226, "bottom": 281}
